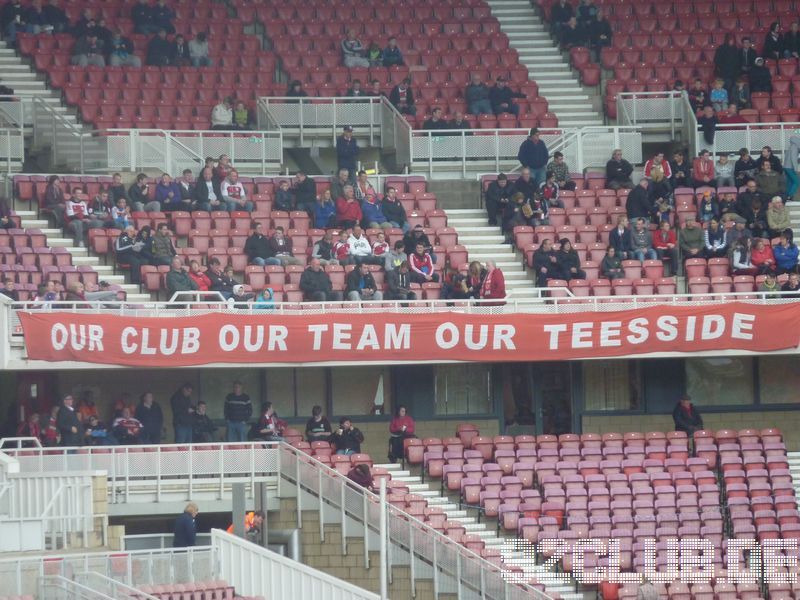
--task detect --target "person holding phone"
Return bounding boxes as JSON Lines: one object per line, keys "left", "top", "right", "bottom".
{"left": 330, "top": 417, "right": 364, "bottom": 456}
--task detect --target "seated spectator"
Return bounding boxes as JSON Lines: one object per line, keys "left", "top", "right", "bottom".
{"left": 211, "top": 96, "right": 234, "bottom": 130}
{"left": 532, "top": 239, "right": 561, "bottom": 287}
{"left": 709, "top": 78, "right": 728, "bottom": 112}
{"left": 672, "top": 395, "right": 703, "bottom": 436}
{"left": 193, "top": 167, "right": 221, "bottom": 211}
{"left": 367, "top": 79, "right": 385, "bottom": 98}
{"left": 512, "top": 167, "right": 538, "bottom": 201}
{"left": 312, "top": 230, "right": 339, "bottom": 266}
{"left": 485, "top": 173, "right": 513, "bottom": 226}
{"left": 653, "top": 221, "right": 678, "bottom": 274}
{"left": 372, "top": 231, "right": 389, "bottom": 258}
{"left": 644, "top": 152, "right": 672, "bottom": 179}
{"left": 367, "top": 42, "right": 382, "bottom": 66}
{"left": 786, "top": 21, "right": 800, "bottom": 58}
{"left": 221, "top": 170, "right": 253, "bottom": 212}
{"left": 463, "top": 260, "right": 486, "bottom": 298}
{"left": 70, "top": 8, "right": 95, "bottom": 39}
{"left": 692, "top": 149, "right": 716, "bottom": 188}
{"left": 172, "top": 33, "right": 190, "bottom": 66}
{"left": 386, "top": 261, "right": 416, "bottom": 302}
{"left": 251, "top": 402, "right": 285, "bottom": 442}
{"left": 465, "top": 73, "right": 492, "bottom": 115}
{"left": 333, "top": 230, "right": 352, "bottom": 265}
{"left": 389, "top": 78, "right": 416, "bottom": 116}
{"left": 166, "top": 256, "right": 197, "bottom": 297}
{"left": 348, "top": 225, "right": 381, "bottom": 265}
{"left": 330, "top": 168, "right": 351, "bottom": 202}
{"left": 115, "top": 225, "right": 147, "bottom": 284}
{"left": 774, "top": 234, "right": 799, "bottom": 274}
{"left": 441, "top": 258, "right": 468, "bottom": 300}
{"left": 42, "top": 0, "right": 67, "bottom": 33}
{"left": 341, "top": 29, "right": 369, "bottom": 68}
{"left": 345, "top": 79, "right": 366, "bottom": 98}
{"left": 192, "top": 401, "right": 216, "bottom": 442}
{"left": 108, "top": 29, "right": 141, "bottom": 67}
{"left": 756, "top": 145, "right": 783, "bottom": 173}
{"left": 384, "top": 240, "right": 407, "bottom": 272}
{"left": 422, "top": 107, "right": 449, "bottom": 130}
{"left": 252, "top": 288, "right": 274, "bottom": 309}
{"left": 735, "top": 147, "right": 758, "bottom": 187}
{"left": 731, "top": 238, "right": 758, "bottom": 276}
{"left": 285, "top": 79, "right": 307, "bottom": 98}
{"left": 305, "top": 406, "right": 332, "bottom": 442}
{"left": 353, "top": 170, "right": 378, "bottom": 205}
{"left": 382, "top": 37, "right": 404, "bottom": 66}
{"left": 502, "top": 192, "right": 533, "bottom": 235}
{"left": 314, "top": 190, "right": 337, "bottom": 229}
{"left": 108, "top": 172, "right": 129, "bottom": 206}
{"left": 670, "top": 150, "right": 691, "bottom": 189}
{"left": 16, "top": 413, "right": 40, "bottom": 441}
{"left": 188, "top": 260, "right": 211, "bottom": 291}
{"left": 381, "top": 187, "right": 409, "bottom": 232}
{"left": 697, "top": 190, "right": 719, "bottom": 224}
{"left": 448, "top": 110, "right": 471, "bottom": 130}
{"left": 609, "top": 215, "right": 633, "bottom": 260}
{"left": 403, "top": 224, "right": 436, "bottom": 263}
{"left": 388, "top": 405, "right": 416, "bottom": 463}
{"left": 71, "top": 32, "right": 105, "bottom": 66}
{"left": 588, "top": 9, "right": 612, "bottom": 53}
{"left": 88, "top": 190, "right": 114, "bottom": 228}
{"left": 408, "top": 242, "right": 439, "bottom": 284}
{"left": 146, "top": 29, "right": 172, "bottom": 66}
{"left": 626, "top": 178, "right": 653, "bottom": 222}
{"left": 718, "top": 103, "right": 747, "bottom": 126}
{"left": 299, "top": 258, "right": 342, "bottom": 302}
{"left": 336, "top": 185, "right": 362, "bottom": 229}
{"left": 154, "top": 173, "right": 181, "bottom": 211}
{"left": 0, "top": 277, "right": 16, "bottom": 300}
{"left": 43, "top": 175, "right": 66, "bottom": 226}
{"left": 274, "top": 179, "right": 293, "bottom": 212}
{"left": 716, "top": 154, "right": 735, "bottom": 188}
{"left": 330, "top": 417, "right": 364, "bottom": 455}
{"left": 727, "top": 219, "right": 751, "bottom": 247}
{"left": 151, "top": 222, "right": 176, "bottom": 265}
{"left": 293, "top": 171, "right": 316, "bottom": 215}
{"left": 128, "top": 173, "right": 159, "bottom": 212}
{"left": 649, "top": 169, "right": 673, "bottom": 223}
{"left": 749, "top": 57, "right": 772, "bottom": 93}
{"left": 489, "top": 76, "right": 525, "bottom": 116}
{"left": 64, "top": 281, "right": 89, "bottom": 305}
{"left": 601, "top": 245, "right": 624, "bottom": 279}
{"left": 759, "top": 272, "right": 780, "bottom": 295}
{"left": 561, "top": 17, "right": 585, "bottom": 48}
{"left": 757, "top": 161, "right": 785, "bottom": 199}
{"left": 65, "top": 193, "right": 102, "bottom": 247}
{"left": 176, "top": 169, "right": 195, "bottom": 207}
{"left": 631, "top": 217, "right": 657, "bottom": 261}
{"left": 0, "top": 197, "right": 13, "bottom": 230}
{"left": 556, "top": 239, "right": 586, "bottom": 281}
{"left": 549, "top": 0, "right": 573, "bottom": 37}
{"left": 782, "top": 272, "right": 800, "bottom": 297}
{"left": 688, "top": 78, "right": 709, "bottom": 113}
{"left": 346, "top": 262, "right": 383, "bottom": 301}
{"left": 361, "top": 195, "right": 391, "bottom": 230}
{"left": 605, "top": 149, "right": 633, "bottom": 190}
{"left": 577, "top": 0, "right": 598, "bottom": 29}
{"left": 188, "top": 31, "right": 211, "bottom": 67}
{"left": 112, "top": 407, "right": 142, "bottom": 444}
{"left": 763, "top": 22, "right": 783, "bottom": 61}
{"left": 84, "top": 415, "right": 114, "bottom": 445}
{"left": 268, "top": 226, "right": 300, "bottom": 266}
{"left": 545, "top": 151, "right": 576, "bottom": 191}
{"left": 347, "top": 464, "right": 373, "bottom": 491}
{"left": 703, "top": 219, "right": 728, "bottom": 258}
{"left": 731, "top": 78, "right": 750, "bottom": 110}
{"left": 767, "top": 196, "right": 792, "bottom": 239}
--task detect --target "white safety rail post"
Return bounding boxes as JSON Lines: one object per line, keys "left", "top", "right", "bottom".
{"left": 379, "top": 477, "right": 387, "bottom": 600}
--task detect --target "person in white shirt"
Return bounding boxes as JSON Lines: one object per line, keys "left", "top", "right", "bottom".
{"left": 65, "top": 191, "right": 103, "bottom": 247}
{"left": 211, "top": 96, "right": 233, "bottom": 130}
{"left": 348, "top": 224, "right": 382, "bottom": 265}
{"left": 221, "top": 170, "right": 253, "bottom": 212}
{"left": 188, "top": 32, "right": 211, "bottom": 67}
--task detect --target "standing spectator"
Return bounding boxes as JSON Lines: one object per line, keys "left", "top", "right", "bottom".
{"left": 672, "top": 395, "right": 703, "bottom": 436}
{"left": 389, "top": 78, "right": 416, "bottom": 116}
{"left": 626, "top": 178, "right": 653, "bottom": 222}
{"left": 193, "top": 401, "right": 217, "bottom": 442}
{"left": 346, "top": 262, "right": 383, "bottom": 301}
{"left": 784, "top": 132, "right": 800, "bottom": 199}
{"left": 481, "top": 262, "right": 506, "bottom": 304}
{"left": 108, "top": 29, "right": 141, "bottom": 67}
{"left": 336, "top": 185, "right": 362, "bottom": 229}
{"left": 311, "top": 230, "right": 338, "bottom": 266}
{"left": 193, "top": 167, "right": 221, "bottom": 211}
{"left": 131, "top": 0, "right": 156, "bottom": 34}
{"left": 605, "top": 149, "right": 633, "bottom": 190}
{"left": 268, "top": 227, "right": 300, "bottom": 266}
{"left": 71, "top": 32, "right": 105, "bottom": 66}
{"left": 224, "top": 381, "right": 252, "bottom": 443}
{"left": 56, "top": 395, "right": 82, "bottom": 447}
{"left": 386, "top": 261, "right": 416, "bottom": 301}
{"left": 42, "top": 0, "right": 67, "bottom": 33}
{"left": 336, "top": 126, "right": 359, "bottom": 177}
{"left": 293, "top": 171, "right": 317, "bottom": 215}
{"left": 408, "top": 242, "right": 439, "bottom": 283}
{"left": 170, "top": 383, "right": 195, "bottom": 443}
{"left": 631, "top": 217, "right": 657, "bottom": 261}
{"left": 601, "top": 245, "right": 624, "bottom": 279}
{"left": 774, "top": 234, "right": 799, "bottom": 274}
{"left": 485, "top": 173, "right": 513, "bottom": 226}
{"left": 173, "top": 503, "right": 198, "bottom": 548}
{"left": 382, "top": 37, "right": 404, "bottom": 66}
{"left": 188, "top": 31, "right": 211, "bottom": 67}
{"left": 556, "top": 239, "right": 586, "bottom": 281}
{"left": 330, "top": 417, "right": 364, "bottom": 455}
{"left": 211, "top": 97, "right": 234, "bottom": 130}
{"left": 546, "top": 151, "right": 577, "bottom": 191}
{"left": 703, "top": 219, "right": 728, "bottom": 258}
{"left": 221, "top": 170, "right": 253, "bottom": 212}
{"left": 713, "top": 34, "right": 741, "bottom": 90}
{"left": 465, "top": 73, "right": 492, "bottom": 115}
{"left": 489, "top": 76, "right": 525, "bottom": 116}
{"left": 763, "top": 22, "right": 783, "bottom": 61}
{"left": 341, "top": 29, "right": 369, "bottom": 67}
{"left": 517, "top": 129, "right": 550, "bottom": 187}
{"left": 299, "top": 258, "right": 342, "bottom": 302}
{"left": 388, "top": 405, "right": 416, "bottom": 463}
{"left": 136, "top": 392, "right": 163, "bottom": 444}
{"left": 381, "top": 187, "right": 409, "bottom": 232}
{"left": 244, "top": 222, "right": 275, "bottom": 266}
{"left": 313, "top": 190, "right": 337, "bottom": 229}
{"left": 146, "top": 29, "right": 172, "bottom": 66}
{"left": 653, "top": 221, "right": 678, "bottom": 274}
{"left": 166, "top": 256, "right": 198, "bottom": 296}
{"left": 305, "top": 406, "right": 332, "bottom": 442}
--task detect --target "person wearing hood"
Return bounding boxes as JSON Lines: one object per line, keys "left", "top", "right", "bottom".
{"left": 784, "top": 131, "right": 800, "bottom": 199}
{"left": 749, "top": 57, "right": 772, "bottom": 93}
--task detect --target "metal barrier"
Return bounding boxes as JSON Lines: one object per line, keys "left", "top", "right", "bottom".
{"left": 616, "top": 91, "right": 697, "bottom": 156}
{"left": 73, "top": 572, "right": 161, "bottom": 600}
{"left": 39, "top": 575, "right": 118, "bottom": 600}
{"left": 213, "top": 529, "right": 382, "bottom": 600}
{"left": 704, "top": 121, "right": 800, "bottom": 160}
{"left": 123, "top": 532, "right": 212, "bottom": 550}
{"left": 0, "top": 97, "right": 25, "bottom": 129}
{"left": 410, "top": 126, "right": 643, "bottom": 177}
{"left": 32, "top": 96, "right": 91, "bottom": 171}
{"left": 0, "top": 127, "right": 24, "bottom": 172}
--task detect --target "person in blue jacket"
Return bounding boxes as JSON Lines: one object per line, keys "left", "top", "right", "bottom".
{"left": 517, "top": 128, "right": 550, "bottom": 188}
{"left": 336, "top": 125, "right": 359, "bottom": 179}
{"left": 173, "top": 502, "right": 198, "bottom": 547}
{"left": 773, "top": 234, "right": 799, "bottom": 275}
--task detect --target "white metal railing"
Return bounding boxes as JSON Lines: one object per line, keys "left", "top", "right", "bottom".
{"left": 410, "top": 126, "right": 643, "bottom": 177}
{"left": 213, "top": 529, "right": 382, "bottom": 600}
{"left": 278, "top": 443, "right": 552, "bottom": 600}
{"left": 616, "top": 91, "right": 697, "bottom": 155}
{"left": 122, "top": 532, "right": 212, "bottom": 550}
{"left": 39, "top": 575, "right": 118, "bottom": 600}
{"left": 704, "top": 121, "right": 800, "bottom": 161}
{"left": 0, "top": 97, "right": 25, "bottom": 129}
{"left": 0, "top": 127, "right": 24, "bottom": 172}
{"left": 73, "top": 572, "right": 161, "bottom": 600}
{"left": 0, "top": 546, "right": 214, "bottom": 597}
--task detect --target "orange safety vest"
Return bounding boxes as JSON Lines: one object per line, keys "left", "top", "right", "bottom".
{"left": 226, "top": 511, "right": 258, "bottom": 534}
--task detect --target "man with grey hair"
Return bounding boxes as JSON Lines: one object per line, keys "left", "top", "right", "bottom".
{"left": 481, "top": 259, "right": 506, "bottom": 305}
{"left": 336, "top": 185, "right": 362, "bottom": 229}
{"left": 605, "top": 149, "right": 634, "bottom": 189}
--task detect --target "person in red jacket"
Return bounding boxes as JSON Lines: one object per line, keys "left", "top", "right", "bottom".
{"left": 388, "top": 405, "right": 416, "bottom": 463}
{"left": 652, "top": 221, "right": 678, "bottom": 275}
{"left": 408, "top": 242, "right": 439, "bottom": 284}
{"left": 480, "top": 260, "right": 506, "bottom": 305}
{"left": 188, "top": 260, "right": 212, "bottom": 291}
{"left": 335, "top": 185, "right": 362, "bottom": 229}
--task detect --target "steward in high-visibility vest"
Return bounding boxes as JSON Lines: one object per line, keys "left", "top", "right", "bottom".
{"left": 226, "top": 510, "right": 264, "bottom": 534}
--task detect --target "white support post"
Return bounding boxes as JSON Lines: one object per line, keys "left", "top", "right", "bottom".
{"left": 379, "top": 477, "right": 388, "bottom": 600}
{"left": 318, "top": 469, "right": 324, "bottom": 542}
{"left": 409, "top": 520, "right": 416, "bottom": 598}
{"left": 295, "top": 455, "right": 302, "bottom": 528}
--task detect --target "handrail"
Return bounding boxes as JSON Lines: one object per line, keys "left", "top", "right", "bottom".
{"left": 74, "top": 572, "right": 161, "bottom": 600}
{"left": 704, "top": 120, "right": 800, "bottom": 160}
{"left": 39, "top": 575, "right": 117, "bottom": 600}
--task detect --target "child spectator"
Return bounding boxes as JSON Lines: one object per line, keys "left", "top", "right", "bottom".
{"left": 372, "top": 231, "right": 389, "bottom": 257}
{"left": 709, "top": 78, "right": 729, "bottom": 112}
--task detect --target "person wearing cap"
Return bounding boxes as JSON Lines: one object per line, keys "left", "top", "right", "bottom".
{"left": 749, "top": 57, "right": 772, "bottom": 93}
{"left": 672, "top": 395, "right": 703, "bottom": 436}
{"left": 336, "top": 125, "right": 359, "bottom": 178}
{"left": 489, "top": 76, "right": 525, "bottom": 116}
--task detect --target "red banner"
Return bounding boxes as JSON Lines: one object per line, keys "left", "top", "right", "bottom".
{"left": 17, "top": 303, "right": 800, "bottom": 367}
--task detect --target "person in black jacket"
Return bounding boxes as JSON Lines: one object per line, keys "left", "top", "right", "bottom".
{"left": 489, "top": 77, "right": 525, "bottom": 116}
{"left": 713, "top": 34, "right": 741, "bottom": 90}
{"left": 42, "top": 0, "right": 68, "bottom": 33}
{"left": 244, "top": 222, "right": 275, "bottom": 266}
{"left": 346, "top": 262, "right": 383, "bottom": 301}
{"left": 330, "top": 417, "right": 365, "bottom": 455}
{"left": 146, "top": 28, "right": 173, "bottom": 66}
{"left": 135, "top": 392, "right": 163, "bottom": 444}
{"left": 402, "top": 225, "right": 433, "bottom": 257}
{"left": 293, "top": 171, "right": 317, "bottom": 216}
{"left": 605, "top": 149, "right": 633, "bottom": 190}
{"left": 193, "top": 401, "right": 217, "bottom": 443}
{"left": 388, "top": 78, "right": 416, "bottom": 115}
{"left": 380, "top": 187, "right": 408, "bottom": 231}
{"left": 587, "top": 9, "right": 612, "bottom": 55}
{"left": 550, "top": 0, "right": 573, "bottom": 36}
{"left": 763, "top": 22, "right": 783, "bottom": 61}
{"left": 625, "top": 178, "right": 653, "bottom": 221}
{"left": 132, "top": 0, "right": 157, "bottom": 34}
{"left": 485, "top": 174, "right": 514, "bottom": 225}
{"left": 56, "top": 395, "right": 82, "bottom": 447}
{"left": 672, "top": 395, "right": 703, "bottom": 436}
{"left": 170, "top": 383, "right": 195, "bottom": 443}
{"left": 511, "top": 168, "right": 538, "bottom": 202}
{"left": 749, "top": 57, "right": 772, "bottom": 93}
{"left": 532, "top": 239, "right": 561, "bottom": 287}
{"left": 300, "top": 259, "right": 342, "bottom": 302}
{"left": 173, "top": 503, "right": 198, "bottom": 548}
{"left": 609, "top": 215, "right": 633, "bottom": 259}
{"left": 556, "top": 239, "right": 586, "bottom": 281}
{"left": 172, "top": 34, "right": 190, "bottom": 66}
{"left": 224, "top": 381, "right": 252, "bottom": 442}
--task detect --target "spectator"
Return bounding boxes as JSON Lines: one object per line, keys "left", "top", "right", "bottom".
{"left": 166, "top": 256, "right": 198, "bottom": 296}
{"left": 333, "top": 230, "right": 351, "bottom": 265}
{"left": 193, "top": 401, "right": 217, "bottom": 442}
{"left": 601, "top": 245, "right": 624, "bottom": 279}
{"left": 151, "top": 0, "right": 174, "bottom": 33}
{"left": 285, "top": 79, "right": 307, "bottom": 98}
{"left": 767, "top": 196, "right": 792, "bottom": 239}
{"left": 756, "top": 145, "right": 783, "bottom": 174}
{"left": 372, "top": 231, "right": 389, "bottom": 257}
{"left": 71, "top": 32, "right": 105, "bottom": 66}
{"left": 353, "top": 170, "right": 378, "bottom": 205}
{"left": 299, "top": 258, "right": 343, "bottom": 302}
{"left": 1, "top": 0, "right": 26, "bottom": 45}
{"left": 114, "top": 225, "right": 146, "bottom": 284}
{"left": 556, "top": 239, "right": 586, "bottom": 281}
{"left": 752, "top": 238, "right": 777, "bottom": 275}
{"left": 44, "top": 174, "right": 66, "bottom": 225}
{"left": 759, "top": 272, "right": 780, "bottom": 295}
{"left": 176, "top": 169, "right": 195, "bottom": 208}
{"left": 465, "top": 73, "right": 492, "bottom": 115}
{"left": 749, "top": 57, "right": 772, "bottom": 93}
{"left": 110, "top": 197, "right": 130, "bottom": 229}
{"left": 697, "top": 190, "right": 719, "bottom": 224}
{"left": 108, "top": 172, "right": 129, "bottom": 206}
{"left": 348, "top": 225, "right": 379, "bottom": 265}
{"left": 130, "top": 226, "right": 153, "bottom": 266}
{"left": 367, "top": 43, "right": 382, "bottom": 66}
{"left": 502, "top": 192, "right": 533, "bottom": 234}
{"left": 226, "top": 510, "right": 264, "bottom": 536}
{"left": 154, "top": 173, "right": 181, "bottom": 210}
{"left": 731, "top": 78, "right": 751, "bottom": 110}
{"left": 718, "top": 103, "right": 747, "bottom": 126}
{"left": 361, "top": 195, "right": 391, "bottom": 231}
{"left": 609, "top": 215, "right": 632, "bottom": 259}
{"left": 0, "top": 197, "right": 13, "bottom": 230}
{"left": 336, "top": 126, "right": 359, "bottom": 177}
{"left": 464, "top": 261, "right": 487, "bottom": 299}
{"left": 367, "top": 79, "right": 385, "bottom": 98}
{"left": 386, "top": 261, "right": 416, "bottom": 301}
{"left": 65, "top": 193, "right": 102, "bottom": 247}
{"left": 384, "top": 240, "right": 407, "bottom": 272}
{"left": 757, "top": 160, "right": 785, "bottom": 199}
{"left": 221, "top": 170, "right": 253, "bottom": 212}
{"left": 330, "top": 417, "right": 364, "bottom": 455}
{"left": 188, "top": 260, "right": 211, "bottom": 291}
{"left": 0, "top": 278, "right": 17, "bottom": 300}
{"left": 389, "top": 78, "right": 416, "bottom": 116}
{"left": 42, "top": 0, "right": 67, "bottom": 33}
{"left": 576, "top": 0, "right": 598, "bottom": 28}
{"left": 714, "top": 34, "right": 740, "bottom": 89}
{"left": 252, "top": 402, "right": 285, "bottom": 442}
{"left": 224, "top": 381, "right": 252, "bottom": 443}
{"left": 83, "top": 415, "right": 113, "bottom": 446}
{"left": 131, "top": 0, "right": 156, "bottom": 34}
{"left": 588, "top": 9, "right": 612, "bottom": 54}
{"left": 782, "top": 272, "right": 800, "bottom": 297}
{"left": 146, "top": 28, "right": 172, "bottom": 66}
{"left": 108, "top": 29, "right": 140, "bottom": 67}
{"left": 408, "top": 242, "right": 439, "bottom": 284}
{"left": 305, "top": 405, "right": 332, "bottom": 442}
{"left": 485, "top": 173, "right": 513, "bottom": 226}
{"left": 403, "top": 224, "right": 435, "bottom": 261}
{"left": 738, "top": 182, "right": 767, "bottom": 239}
{"left": 341, "top": 29, "right": 369, "bottom": 67}
{"left": 626, "top": 178, "right": 653, "bottom": 222}
{"left": 345, "top": 79, "right": 366, "bottom": 98}
{"left": 546, "top": 151, "right": 576, "bottom": 191}
{"left": 489, "top": 76, "right": 525, "bottom": 116}
{"left": 346, "top": 262, "right": 383, "bottom": 301}
{"left": 193, "top": 167, "right": 221, "bottom": 211}
{"left": 532, "top": 240, "right": 560, "bottom": 286}
{"left": 669, "top": 150, "right": 690, "bottom": 189}
{"left": 244, "top": 222, "right": 274, "bottom": 266}
{"left": 16, "top": 413, "right": 40, "bottom": 441}
{"left": 731, "top": 238, "right": 758, "bottom": 276}
{"left": 763, "top": 21, "right": 783, "bottom": 61}
{"left": 688, "top": 79, "right": 709, "bottom": 113}
{"left": 151, "top": 222, "right": 176, "bottom": 265}
{"left": 716, "top": 153, "right": 735, "bottom": 188}
{"left": 649, "top": 169, "right": 673, "bottom": 224}
{"left": 513, "top": 167, "right": 538, "bottom": 202}
{"left": 703, "top": 219, "right": 728, "bottom": 258}
{"left": 561, "top": 17, "right": 585, "bottom": 48}
{"left": 56, "top": 395, "right": 82, "bottom": 447}
{"left": 735, "top": 148, "right": 758, "bottom": 186}
{"left": 774, "top": 234, "right": 799, "bottom": 274}
{"left": 605, "top": 149, "right": 633, "bottom": 190}
{"left": 381, "top": 187, "right": 409, "bottom": 232}
{"left": 653, "top": 221, "right": 678, "bottom": 274}
{"left": 330, "top": 168, "right": 351, "bottom": 201}
{"left": 268, "top": 226, "right": 300, "bottom": 266}
{"left": 172, "top": 33, "right": 190, "bottom": 66}
{"left": 422, "top": 107, "right": 449, "bottom": 130}
{"left": 173, "top": 503, "right": 199, "bottom": 548}
{"left": 517, "top": 128, "right": 550, "bottom": 187}
{"left": 313, "top": 190, "right": 337, "bottom": 230}
{"left": 387, "top": 405, "right": 416, "bottom": 463}
{"left": 740, "top": 37, "right": 757, "bottom": 74}
{"left": 128, "top": 173, "right": 159, "bottom": 211}
{"left": 112, "top": 407, "right": 142, "bottom": 444}
{"left": 630, "top": 218, "right": 657, "bottom": 261}
{"left": 336, "top": 185, "right": 362, "bottom": 229}
{"left": 293, "top": 171, "right": 316, "bottom": 215}
{"left": 672, "top": 395, "right": 703, "bottom": 436}
{"left": 41, "top": 406, "right": 59, "bottom": 446}
{"left": 786, "top": 22, "right": 800, "bottom": 58}
{"left": 188, "top": 31, "right": 211, "bottom": 67}
{"left": 382, "top": 37, "right": 404, "bottom": 66}
{"left": 644, "top": 152, "right": 672, "bottom": 179}
{"left": 274, "top": 179, "right": 293, "bottom": 212}
{"left": 347, "top": 464, "right": 374, "bottom": 491}
{"left": 210, "top": 96, "right": 234, "bottom": 130}
{"left": 448, "top": 110, "right": 471, "bottom": 130}
{"left": 550, "top": 0, "right": 573, "bottom": 36}
{"left": 697, "top": 106, "right": 718, "bottom": 146}
{"left": 692, "top": 149, "right": 716, "bottom": 189}
{"left": 727, "top": 219, "right": 752, "bottom": 246}
{"left": 312, "top": 230, "right": 338, "bottom": 266}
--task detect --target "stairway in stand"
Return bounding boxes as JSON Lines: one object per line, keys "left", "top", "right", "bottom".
{"left": 446, "top": 208, "right": 541, "bottom": 300}
{"left": 484, "top": 0, "right": 604, "bottom": 129}
{"left": 378, "top": 461, "right": 584, "bottom": 600}
{"left": 789, "top": 201, "right": 800, "bottom": 241}
{"left": 789, "top": 452, "right": 800, "bottom": 505}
